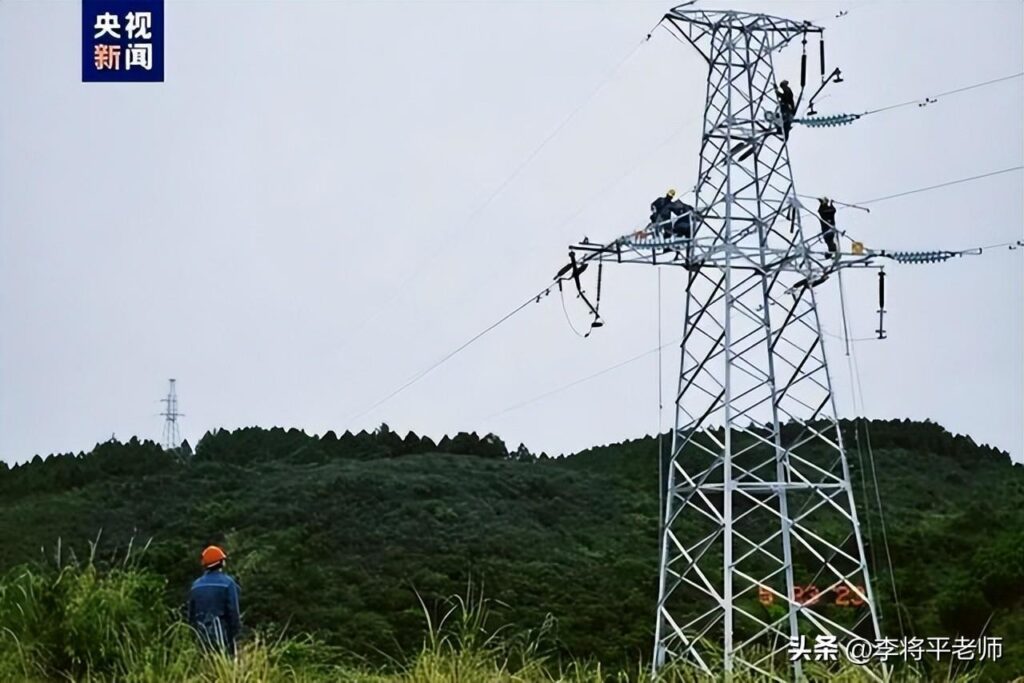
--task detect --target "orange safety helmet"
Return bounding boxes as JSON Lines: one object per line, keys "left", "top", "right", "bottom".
{"left": 201, "top": 545, "right": 227, "bottom": 568}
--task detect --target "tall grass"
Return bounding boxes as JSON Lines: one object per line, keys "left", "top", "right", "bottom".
{"left": 0, "top": 551, "right": 981, "bottom": 682}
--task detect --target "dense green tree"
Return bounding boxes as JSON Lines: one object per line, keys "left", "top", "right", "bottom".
{"left": 0, "top": 419, "right": 1020, "bottom": 680}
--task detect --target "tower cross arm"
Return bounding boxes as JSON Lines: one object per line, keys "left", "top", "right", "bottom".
{"left": 662, "top": 8, "right": 821, "bottom": 62}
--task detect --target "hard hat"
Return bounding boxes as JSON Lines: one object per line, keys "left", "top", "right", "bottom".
{"left": 201, "top": 545, "right": 227, "bottom": 568}
{"left": 667, "top": 188, "right": 676, "bottom": 197}
{"left": 780, "top": 79, "right": 789, "bottom": 86}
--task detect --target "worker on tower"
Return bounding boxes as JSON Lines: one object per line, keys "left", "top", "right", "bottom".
{"left": 776, "top": 79, "right": 795, "bottom": 139}
{"left": 666, "top": 198, "right": 695, "bottom": 238}
{"left": 649, "top": 189, "right": 695, "bottom": 239}
{"left": 817, "top": 197, "right": 838, "bottom": 256}
{"left": 188, "top": 545, "right": 242, "bottom": 656}
{"left": 650, "top": 188, "right": 677, "bottom": 224}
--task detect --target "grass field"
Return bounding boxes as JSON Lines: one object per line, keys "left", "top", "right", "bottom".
{"left": 0, "top": 555, "right": 983, "bottom": 683}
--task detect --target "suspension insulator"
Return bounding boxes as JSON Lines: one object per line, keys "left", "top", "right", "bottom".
{"left": 795, "top": 113, "right": 861, "bottom": 127}
{"left": 876, "top": 269, "right": 887, "bottom": 340}
{"left": 819, "top": 36, "right": 826, "bottom": 79}
{"left": 887, "top": 250, "right": 957, "bottom": 264}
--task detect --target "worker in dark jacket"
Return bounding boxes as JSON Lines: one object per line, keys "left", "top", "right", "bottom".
{"left": 666, "top": 199, "right": 695, "bottom": 238}
{"left": 817, "top": 197, "right": 838, "bottom": 255}
{"left": 650, "top": 188, "right": 677, "bottom": 224}
{"left": 188, "top": 545, "right": 242, "bottom": 656}
{"left": 776, "top": 80, "right": 795, "bottom": 139}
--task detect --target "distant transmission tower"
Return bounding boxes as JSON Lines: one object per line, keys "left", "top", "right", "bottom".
{"left": 569, "top": 6, "right": 883, "bottom": 681}
{"left": 160, "top": 378, "right": 184, "bottom": 451}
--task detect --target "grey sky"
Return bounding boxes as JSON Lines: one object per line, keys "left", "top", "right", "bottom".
{"left": 1, "top": 0, "right": 1021, "bottom": 465}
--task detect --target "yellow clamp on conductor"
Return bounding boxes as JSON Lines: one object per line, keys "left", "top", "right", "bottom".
{"left": 851, "top": 241, "right": 865, "bottom": 255}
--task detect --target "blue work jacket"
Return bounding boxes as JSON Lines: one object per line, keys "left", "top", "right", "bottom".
{"left": 188, "top": 570, "right": 242, "bottom": 653}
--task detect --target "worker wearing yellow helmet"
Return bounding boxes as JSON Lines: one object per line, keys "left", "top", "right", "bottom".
{"left": 650, "top": 188, "right": 677, "bottom": 223}
{"left": 649, "top": 188, "right": 695, "bottom": 239}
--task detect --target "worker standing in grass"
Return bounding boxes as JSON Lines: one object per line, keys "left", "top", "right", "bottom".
{"left": 188, "top": 545, "right": 242, "bottom": 656}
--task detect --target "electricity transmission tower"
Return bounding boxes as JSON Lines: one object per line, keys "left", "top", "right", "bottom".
{"left": 160, "top": 378, "right": 184, "bottom": 451}
{"left": 570, "top": 7, "right": 882, "bottom": 681}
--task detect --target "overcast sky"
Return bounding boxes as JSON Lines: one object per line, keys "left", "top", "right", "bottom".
{"left": 1, "top": 0, "right": 1021, "bottom": 465}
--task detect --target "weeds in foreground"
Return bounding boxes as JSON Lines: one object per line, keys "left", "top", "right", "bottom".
{"left": 0, "top": 550, "right": 984, "bottom": 682}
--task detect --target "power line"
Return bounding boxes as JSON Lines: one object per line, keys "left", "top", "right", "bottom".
{"left": 558, "top": 284, "right": 590, "bottom": 338}
{"left": 549, "top": 117, "right": 697, "bottom": 244}
{"left": 863, "top": 71, "right": 1023, "bottom": 116}
{"left": 795, "top": 72, "right": 1022, "bottom": 130}
{"left": 481, "top": 336, "right": 681, "bottom": 422}
{"left": 341, "top": 55, "right": 1021, "bottom": 411}
{"left": 482, "top": 288, "right": 984, "bottom": 424}
{"left": 347, "top": 285, "right": 554, "bottom": 422}
{"left": 804, "top": 165, "right": 1024, "bottom": 214}
{"left": 855, "top": 165, "right": 1023, "bottom": 206}
{"left": 347, "top": 165, "right": 1022, "bottom": 422}
{"left": 656, "top": 269, "right": 666, "bottom": 549}
{"left": 846, "top": 335, "right": 907, "bottom": 639}
{"left": 338, "top": 34, "right": 653, "bottom": 348}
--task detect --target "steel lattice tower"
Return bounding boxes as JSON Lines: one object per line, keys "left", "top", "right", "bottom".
{"left": 160, "top": 378, "right": 183, "bottom": 451}
{"left": 570, "top": 7, "right": 882, "bottom": 681}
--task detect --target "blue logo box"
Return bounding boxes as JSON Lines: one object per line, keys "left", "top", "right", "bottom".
{"left": 82, "top": 0, "right": 164, "bottom": 82}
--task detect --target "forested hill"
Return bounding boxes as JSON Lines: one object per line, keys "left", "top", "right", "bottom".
{"left": 0, "top": 420, "right": 1022, "bottom": 679}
